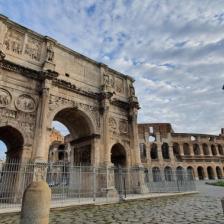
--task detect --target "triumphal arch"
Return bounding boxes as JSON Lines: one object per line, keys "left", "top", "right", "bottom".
{"left": 0, "top": 14, "right": 142, "bottom": 170}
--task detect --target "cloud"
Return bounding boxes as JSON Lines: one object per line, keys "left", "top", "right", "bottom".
{"left": 0, "top": 0, "right": 224, "bottom": 134}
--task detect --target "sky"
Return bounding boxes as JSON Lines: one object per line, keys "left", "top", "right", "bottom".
{"left": 0, "top": 0, "right": 224, "bottom": 158}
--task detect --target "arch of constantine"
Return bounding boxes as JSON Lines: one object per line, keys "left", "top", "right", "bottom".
{"left": 0, "top": 14, "right": 141, "bottom": 169}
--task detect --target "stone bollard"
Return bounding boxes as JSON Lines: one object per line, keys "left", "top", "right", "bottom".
{"left": 20, "top": 181, "right": 51, "bottom": 224}
{"left": 221, "top": 198, "right": 224, "bottom": 213}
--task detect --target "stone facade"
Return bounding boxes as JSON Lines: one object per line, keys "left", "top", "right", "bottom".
{"left": 0, "top": 15, "right": 141, "bottom": 170}
{"left": 138, "top": 123, "right": 224, "bottom": 180}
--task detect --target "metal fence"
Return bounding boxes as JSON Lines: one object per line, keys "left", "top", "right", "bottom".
{"left": 0, "top": 160, "right": 196, "bottom": 210}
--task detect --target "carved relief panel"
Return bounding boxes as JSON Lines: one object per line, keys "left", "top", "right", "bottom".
{"left": 15, "top": 94, "right": 37, "bottom": 113}
{"left": 119, "top": 120, "right": 128, "bottom": 134}
{"left": 0, "top": 88, "right": 12, "bottom": 107}
{"left": 24, "top": 36, "right": 42, "bottom": 61}
{"left": 115, "top": 77, "right": 124, "bottom": 94}
{"left": 3, "top": 28, "right": 24, "bottom": 55}
{"left": 109, "top": 116, "right": 129, "bottom": 137}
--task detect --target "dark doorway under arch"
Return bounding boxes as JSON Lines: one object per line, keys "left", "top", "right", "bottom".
{"left": 216, "top": 167, "right": 222, "bottom": 179}
{"left": 0, "top": 126, "right": 24, "bottom": 161}
{"left": 197, "top": 167, "right": 205, "bottom": 180}
{"left": 187, "top": 166, "right": 194, "bottom": 180}
{"left": 207, "top": 166, "right": 215, "bottom": 180}
{"left": 111, "top": 143, "right": 126, "bottom": 167}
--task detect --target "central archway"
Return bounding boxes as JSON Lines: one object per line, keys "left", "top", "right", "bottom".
{"left": 111, "top": 143, "right": 126, "bottom": 167}
{"left": 50, "top": 107, "right": 95, "bottom": 166}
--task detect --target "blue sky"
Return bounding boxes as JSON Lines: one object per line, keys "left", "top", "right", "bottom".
{"left": 0, "top": 0, "right": 224, "bottom": 156}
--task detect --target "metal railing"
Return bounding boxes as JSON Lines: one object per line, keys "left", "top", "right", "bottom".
{"left": 0, "top": 160, "right": 196, "bottom": 210}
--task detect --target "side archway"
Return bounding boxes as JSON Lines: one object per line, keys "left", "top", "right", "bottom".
{"left": 111, "top": 143, "right": 126, "bottom": 167}
{"left": 0, "top": 125, "right": 24, "bottom": 161}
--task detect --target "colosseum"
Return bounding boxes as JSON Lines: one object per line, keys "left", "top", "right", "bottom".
{"left": 138, "top": 123, "right": 224, "bottom": 181}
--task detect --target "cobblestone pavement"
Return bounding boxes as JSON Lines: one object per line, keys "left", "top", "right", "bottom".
{"left": 0, "top": 182, "right": 224, "bottom": 224}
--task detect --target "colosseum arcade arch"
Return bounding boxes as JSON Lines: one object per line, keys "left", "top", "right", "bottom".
{"left": 50, "top": 107, "right": 95, "bottom": 166}
{"left": 207, "top": 166, "right": 215, "bottom": 180}
{"left": 197, "top": 166, "right": 205, "bottom": 180}
{"left": 0, "top": 126, "right": 24, "bottom": 161}
{"left": 216, "top": 167, "right": 222, "bottom": 179}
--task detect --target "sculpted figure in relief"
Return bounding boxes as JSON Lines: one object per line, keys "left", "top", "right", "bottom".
{"left": 3, "top": 29, "right": 23, "bottom": 55}
{"left": 46, "top": 42, "right": 54, "bottom": 62}
{"left": 109, "top": 117, "right": 117, "bottom": 130}
{"left": 25, "top": 37, "right": 41, "bottom": 61}
{"left": 0, "top": 88, "right": 11, "bottom": 107}
{"left": 119, "top": 120, "right": 128, "bottom": 134}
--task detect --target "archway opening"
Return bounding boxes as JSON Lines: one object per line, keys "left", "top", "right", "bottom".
{"left": 173, "top": 143, "right": 181, "bottom": 161}
{"left": 152, "top": 167, "right": 161, "bottom": 182}
{"left": 193, "top": 144, "right": 200, "bottom": 156}
{"left": 216, "top": 167, "right": 222, "bottom": 179}
{"left": 211, "top": 145, "right": 217, "bottom": 156}
{"left": 183, "top": 143, "right": 190, "bottom": 155}
{"left": 197, "top": 167, "right": 205, "bottom": 180}
{"left": 150, "top": 143, "right": 158, "bottom": 160}
{"left": 202, "top": 143, "right": 209, "bottom": 155}
{"left": 187, "top": 166, "right": 194, "bottom": 180}
{"left": 0, "top": 126, "right": 24, "bottom": 161}
{"left": 176, "top": 166, "right": 185, "bottom": 181}
{"left": 162, "top": 143, "right": 170, "bottom": 160}
{"left": 164, "top": 166, "right": 173, "bottom": 181}
{"left": 50, "top": 108, "right": 94, "bottom": 166}
{"left": 111, "top": 143, "right": 126, "bottom": 167}
{"left": 0, "top": 140, "right": 7, "bottom": 161}
{"left": 218, "top": 145, "right": 224, "bottom": 155}
{"left": 207, "top": 166, "right": 215, "bottom": 180}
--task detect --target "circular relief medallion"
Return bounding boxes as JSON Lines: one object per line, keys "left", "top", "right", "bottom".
{"left": 0, "top": 88, "right": 11, "bottom": 108}
{"left": 15, "top": 94, "right": 36, "bottom": 113}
